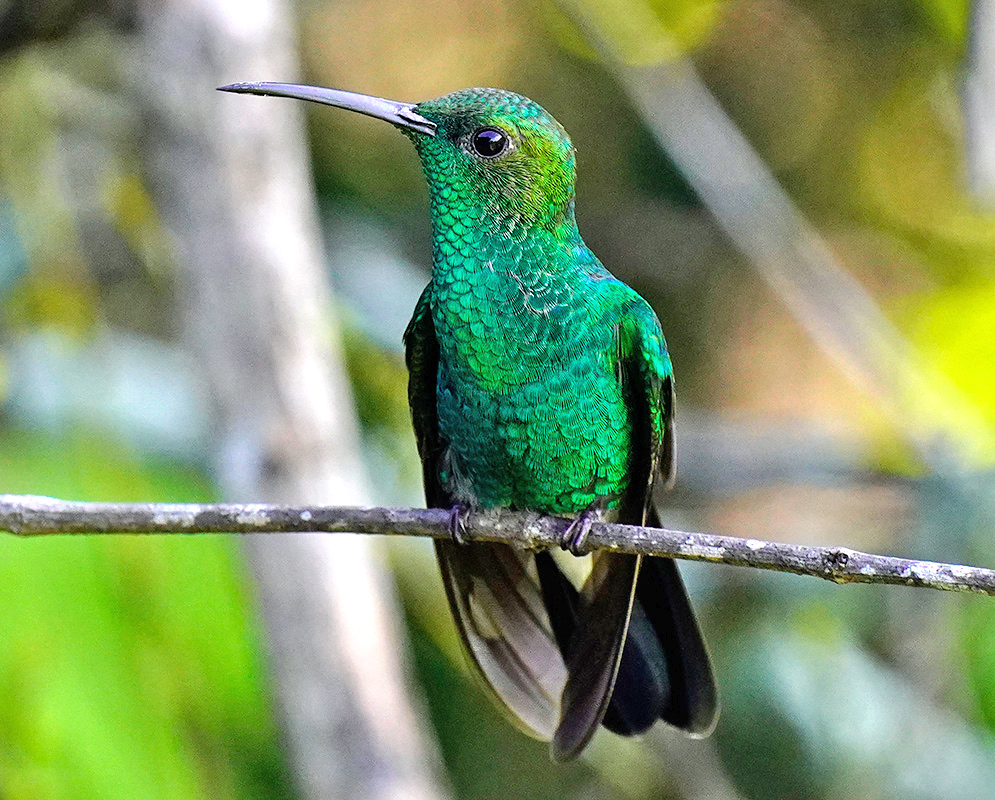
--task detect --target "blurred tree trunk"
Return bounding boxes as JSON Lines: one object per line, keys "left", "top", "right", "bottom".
{"left": 132, "top": 1, "right": 449, "bottom": 799}
{"left": 967, "top": 0, "right": 995, "bottom": 206}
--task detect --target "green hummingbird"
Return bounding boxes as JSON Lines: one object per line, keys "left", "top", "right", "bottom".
{"left": 219, "top": 81, "right": 718, "bottom": 760}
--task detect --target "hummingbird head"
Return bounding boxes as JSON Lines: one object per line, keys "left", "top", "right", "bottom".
{"left": 217, "top": 82, "right": 577, "bottom": 232}
{"left": 411, "top": 88, "right": 577, "bottom": 232}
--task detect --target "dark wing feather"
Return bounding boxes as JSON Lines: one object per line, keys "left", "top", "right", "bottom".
{"left": 404, "top": 285, "right": 447, "bottom": 508}
{"left": 660, "top": 374, "right": 676, "bottom": 489}
{"left": 434, "top": 540, "right": 566, "bottom": 737}
{"left": 404, "top": 285, "right": 568, "bottom": 739}
{"left": 551, "top": 549, "right": 639, "bottom": 759}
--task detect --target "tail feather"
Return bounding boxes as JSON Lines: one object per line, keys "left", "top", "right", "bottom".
{"left": 536, "top": 544, "right": 717, "bottom": 738}
{"left": 600, "top": 595, "right": 667, "bottom": 734}
{"left": 632, "top": 558, "right": 719, "bottom": 736}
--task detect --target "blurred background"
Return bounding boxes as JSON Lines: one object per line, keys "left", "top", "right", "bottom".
{"left": 2, "top": 0, "right": 995, "bottom": 798}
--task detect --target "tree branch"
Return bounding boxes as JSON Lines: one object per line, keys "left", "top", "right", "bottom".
{"left": 3, "top": 494, "right": 993, "bottom": 596}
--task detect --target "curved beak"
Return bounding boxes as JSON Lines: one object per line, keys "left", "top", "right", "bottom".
{"left": 217, "top": 82, "right": 436, "bottom": 137}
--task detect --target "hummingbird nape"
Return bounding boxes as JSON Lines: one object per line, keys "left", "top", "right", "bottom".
{"left": 219, "top": 81, "right": 719, "bottom": 761}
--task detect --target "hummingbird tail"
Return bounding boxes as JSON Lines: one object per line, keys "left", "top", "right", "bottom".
{"left": 602, "top": 555, "right": 718, "bottom": 737}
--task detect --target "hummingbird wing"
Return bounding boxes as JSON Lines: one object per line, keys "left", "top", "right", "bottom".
{"left": 549, "top": 296, "right": 718, "bottom": 758}
{"left": 546, "top": 297, "right": 666, "bottom": 760}
{"left": 547, "top": 548, "right": 640, "bottom": 760}
{"left": 600, "top": 300, "right": 718, "bottom": 738}
{"left": 433, "top": 540, "right": 568, "bottom": 737}
{"left": 537, "top": 296, "right": 673, "bottom": 760}
{"left": 403, "top": 286, "right": 447, "bottom": 508}
{"left": 404, "top": 285, "right": 568, "bottom": 739}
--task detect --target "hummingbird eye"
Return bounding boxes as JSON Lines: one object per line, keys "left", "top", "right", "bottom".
{"left": 471, "top": 127, "right": 509, "bottom": 158}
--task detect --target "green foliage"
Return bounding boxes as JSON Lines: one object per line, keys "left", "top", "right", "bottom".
{"left": 913, "top": 0, "right": 970, "bottom": 44}
{"left": 897, "top": 283, "right": 995, "bottom": 465}
{"left": 0, "top": 426, "right": 292, "bottom": 800}
{"left": 544, "top": 0, "right": 724, "bottom": 63}
{"left": 961, "top": 592, "right": 995, "bottom": 732}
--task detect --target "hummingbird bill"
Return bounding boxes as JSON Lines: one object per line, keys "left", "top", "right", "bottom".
{"left": 219, "top": 81, "right": 718, "bottom": 760}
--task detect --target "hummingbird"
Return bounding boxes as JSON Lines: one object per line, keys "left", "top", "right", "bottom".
{"left": 219, "top": 81, "right": 718, "bottom": 760}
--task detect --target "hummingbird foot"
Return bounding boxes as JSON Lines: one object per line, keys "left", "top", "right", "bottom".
{"left": 448, "top": 503, "right": 471, "bottom": 545}
{"left": 560, "top": 509, "right": 598, "bottom": 557}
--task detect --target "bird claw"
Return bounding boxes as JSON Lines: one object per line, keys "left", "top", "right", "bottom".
{"left": 560, "top": 510, "right": 596, "bottom": 557}
{"left": 448, "top": 503, "right": 470, "bottom": 545}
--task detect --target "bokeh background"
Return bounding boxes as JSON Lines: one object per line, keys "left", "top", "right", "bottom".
{"left": 2, "top": 0, "right": 995, "bottom": 798}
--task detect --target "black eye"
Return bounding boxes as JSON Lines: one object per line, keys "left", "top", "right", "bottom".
{"left": 471, "top": 127, "right": 509, "bottom": 158}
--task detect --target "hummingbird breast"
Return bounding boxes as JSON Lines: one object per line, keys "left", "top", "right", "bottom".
{"left": 430, "top": 246, "right": 633, "bottom": 514}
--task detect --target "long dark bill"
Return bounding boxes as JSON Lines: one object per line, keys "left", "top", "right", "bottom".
{"left": 217, "top": 82, "right": 437, "bottom": 137}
